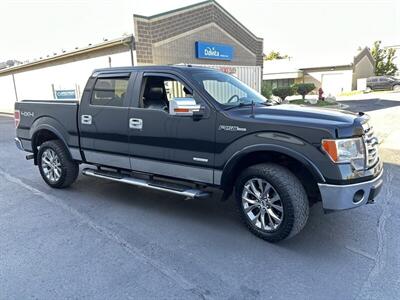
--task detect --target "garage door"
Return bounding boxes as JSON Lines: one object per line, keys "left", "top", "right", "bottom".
{"left": 321, "top": 73, "right": 347, "bottom": 96}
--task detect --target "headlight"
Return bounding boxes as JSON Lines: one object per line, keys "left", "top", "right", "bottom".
{"left": 322, "top": 137, "right": 366, "bottom": 171}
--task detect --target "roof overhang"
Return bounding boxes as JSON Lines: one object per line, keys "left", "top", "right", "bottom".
{"left": 263, "top": 71, "right": 303, "bottom": 80}
{"left": 0, "top": 35, "right": 134, "bottom": 76}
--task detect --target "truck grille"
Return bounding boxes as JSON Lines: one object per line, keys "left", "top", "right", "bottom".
{"left": 363, "top": 123, "right": 379, "bottom": 168}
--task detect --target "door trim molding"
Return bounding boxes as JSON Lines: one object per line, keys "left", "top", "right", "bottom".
{"left": 130, "top": 157, "right": 214, "bottom": 184}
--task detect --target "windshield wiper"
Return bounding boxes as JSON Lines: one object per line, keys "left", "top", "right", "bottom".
{"left": 224, "top": 101, "right": 271, "bottom": 110}
{"left": 224, "top": 102, "right": 254, "bottom": 111}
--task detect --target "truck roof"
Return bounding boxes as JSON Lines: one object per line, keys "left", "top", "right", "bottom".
{"left": 92, "top": 65, "right": 218, "bottom": 76}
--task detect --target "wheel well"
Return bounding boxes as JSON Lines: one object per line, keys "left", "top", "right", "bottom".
{"left": 32, "top": 130, "right": 60, "bottom": 164}
{"left": 223, "top": 151, "right": 321, "bottom": 205}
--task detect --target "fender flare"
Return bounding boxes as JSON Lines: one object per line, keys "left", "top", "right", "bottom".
{"left": 30, "top": 117, "right": 72, "bottom": 159}
{"left": 220, "top": 143, "right": 326, "bottom": 190}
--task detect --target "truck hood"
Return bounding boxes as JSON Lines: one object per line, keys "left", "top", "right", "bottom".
{"left": 258, "top": 104, "right": 357, "bottom": 126}
{"left": 227, "top": 104, "right": 368, "bottom": 140}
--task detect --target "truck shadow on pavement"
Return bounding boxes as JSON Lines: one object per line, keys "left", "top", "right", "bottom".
{"left": 64, "top": 162, "right": 395, "bottom": 255}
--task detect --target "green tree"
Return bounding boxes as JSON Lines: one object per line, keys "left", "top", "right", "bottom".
{"left": 272, "top": 86, "right": 294, "bottom": 100}
{"left": 264, "top": 51, "right": 289, "bottom": 61}
{"left": 292, "top": 83, "right": 315, "bottom": 99}
{"left": 261, "top": 82, "right": 272, "bottom": 99}
{"left": 371, "top": 41, "right": 398, "bottom": 76}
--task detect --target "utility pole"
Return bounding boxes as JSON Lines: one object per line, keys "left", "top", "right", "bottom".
{"left": 12, "top": 74, "right": 18, "bottom": 102}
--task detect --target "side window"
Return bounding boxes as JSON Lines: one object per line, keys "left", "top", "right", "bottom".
{"left": 140, "top": 75, "right": 194, "bottom": 111}
{"left": 91, "top": 77, "right": 129, "bottom": 107}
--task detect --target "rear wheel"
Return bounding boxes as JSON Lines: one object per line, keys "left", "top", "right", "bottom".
{"left": 38, "top": 140, "right": 79, "bottom": 188}
{"left": 235, "top": 163, "right": 309, "bottom": 242}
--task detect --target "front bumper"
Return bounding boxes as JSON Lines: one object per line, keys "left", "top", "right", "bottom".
{"left": 318, "top": 170, "right": 384, "bottom": 211}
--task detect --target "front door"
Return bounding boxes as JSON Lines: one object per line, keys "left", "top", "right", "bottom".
{"left": 79, "top": 72, "right": 136, "bottom": 169}
{"left": 128, "top": 72, "right": 216, "bottom": 184}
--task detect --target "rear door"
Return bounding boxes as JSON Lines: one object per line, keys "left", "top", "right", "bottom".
{"left": 78, "top": 72, "right": 136, "bottom": 169}
{"left": 127, "top": 71, "right": 216, "bottom": 184}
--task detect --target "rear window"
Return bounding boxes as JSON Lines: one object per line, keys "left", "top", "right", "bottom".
{"left": 91, "top": 77, "right": 129, "bottom": 107}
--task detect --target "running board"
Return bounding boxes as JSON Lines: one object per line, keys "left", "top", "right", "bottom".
{"left": 82, "top": 168, "right": 211, "bottom": 200}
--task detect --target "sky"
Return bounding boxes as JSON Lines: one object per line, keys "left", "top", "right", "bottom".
{"left": 1, "top": 0, "right": 399, "bottom": 64}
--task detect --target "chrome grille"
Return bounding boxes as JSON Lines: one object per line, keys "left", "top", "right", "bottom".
{"left": 363, "top": 123, "right": 379, "bottom": 168}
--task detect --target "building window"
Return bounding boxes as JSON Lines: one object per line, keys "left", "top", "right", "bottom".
{"left": 263, "top": 79, "right": 294, "bottom": 89}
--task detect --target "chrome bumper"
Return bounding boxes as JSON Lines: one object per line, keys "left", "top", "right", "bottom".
{"left": 15, "top": 137, "right": 24, "bottom": 151}
{"left": 318, "top": 171, "right": 384, "bottom": 211}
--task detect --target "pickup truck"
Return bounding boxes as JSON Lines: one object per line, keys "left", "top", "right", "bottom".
{"left": 14, "top": 66, "right": 383, "bottom": 242}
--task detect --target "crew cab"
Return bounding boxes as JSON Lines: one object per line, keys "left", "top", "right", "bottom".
{"left": 15, "top": 66, "right": 383, "bottom": 242}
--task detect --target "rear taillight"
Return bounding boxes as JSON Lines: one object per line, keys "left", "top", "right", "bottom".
{"left": 14, "top": 110, "right": 20, "bottom": 128}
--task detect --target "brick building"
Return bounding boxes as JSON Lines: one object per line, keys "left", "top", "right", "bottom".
{"left": 134, "top": 0, "right": 263, "bottom": 67}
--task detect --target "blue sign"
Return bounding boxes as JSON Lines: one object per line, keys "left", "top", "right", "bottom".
{"left": 55, "top": 89, "right": 76, "bottom": 100}
{"left": 195, "top": 41, "right": 233, "bottom": 61}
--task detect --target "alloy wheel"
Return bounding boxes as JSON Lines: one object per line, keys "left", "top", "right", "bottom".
{"left": 241, "top": 178, "right": 284, "bottom": 232}
{"left": 41, "top": 148, "right": 62, "bottom": 183}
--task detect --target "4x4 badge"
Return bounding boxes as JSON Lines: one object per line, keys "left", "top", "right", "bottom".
{"left": 218, "top": 125, "right": 247, "bottom": 132}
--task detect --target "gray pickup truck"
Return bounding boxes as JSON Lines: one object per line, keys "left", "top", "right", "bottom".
{"left": 14, "top": 66, "right": 383, "bottom": 242}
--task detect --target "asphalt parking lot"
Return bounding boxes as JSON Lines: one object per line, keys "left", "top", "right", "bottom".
{"left": 1, "top": 96, "right": 400, "bottom": 299}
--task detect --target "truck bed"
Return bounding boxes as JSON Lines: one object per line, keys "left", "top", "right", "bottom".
{"left": 15, "top": 100, "right": 80, "bottom": 153}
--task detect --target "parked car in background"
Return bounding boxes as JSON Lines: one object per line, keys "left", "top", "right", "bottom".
{"left": 366, "top": 75, "right": 400, "bottom": 92}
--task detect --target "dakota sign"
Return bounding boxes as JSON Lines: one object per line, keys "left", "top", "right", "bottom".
{"left": 55, "top": 89, "right": 76, "bottom": 100}
{"left": 195, "top": 41, "right": 234, "bottom": 61}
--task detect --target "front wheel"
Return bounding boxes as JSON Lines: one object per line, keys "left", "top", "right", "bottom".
{"left": 38, "top": 140, "right": 79, "bottom": 188}
{"left": 235, "top": 163, "right": 309, "bottom": 242}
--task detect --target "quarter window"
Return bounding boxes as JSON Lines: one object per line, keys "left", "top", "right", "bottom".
{"left": 91, "top": 77, "right": 129, "bottom": 106}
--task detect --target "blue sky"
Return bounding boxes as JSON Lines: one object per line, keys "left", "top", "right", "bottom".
{"left": 1, "top": 0, "right": 399, "bottom": 63}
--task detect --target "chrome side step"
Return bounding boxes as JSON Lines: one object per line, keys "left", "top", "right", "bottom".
{"left": 82, "top": 168, "right": 210, "bottom": 200}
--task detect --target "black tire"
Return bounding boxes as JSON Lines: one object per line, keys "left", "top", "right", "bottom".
{"left": 37, "top": 140, "right": 79, "bottom": 188}
{"left": 235, "top": 163, "right": 309, "bottom": 242}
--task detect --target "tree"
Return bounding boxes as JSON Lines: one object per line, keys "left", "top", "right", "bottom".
{"left": 371, "top": 41, "right": 398, "bottom": 76}
{"left": 264, "top": 51, "right": 289, "bottom": 61}
{"left": 292, "top": 83, "right": 315, "bottom": 99}
{"left": 272, "top": 86, "right": 294, "bottom": 100}
{"left": 261, "top": 82, "right": 272, "bottom": 99}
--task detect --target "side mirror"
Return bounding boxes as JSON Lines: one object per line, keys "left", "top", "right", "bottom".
{"left": 169, "top": 97, "right": 201, "bottom": 117}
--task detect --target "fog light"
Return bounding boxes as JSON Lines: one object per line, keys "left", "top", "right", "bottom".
{"left": 353, "top": 190, "right": 365, "bottom": 204}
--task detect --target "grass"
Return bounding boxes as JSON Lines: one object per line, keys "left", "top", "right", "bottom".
{"left": 289, "top": 99, "right": 336, "bottom": 107}
{"left": 338, "top": 90, "right": 364, "bottom": 97}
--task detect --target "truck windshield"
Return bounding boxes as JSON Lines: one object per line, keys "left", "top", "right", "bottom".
{"left": 192, "top": 71, "right": 267, "bottom": 108}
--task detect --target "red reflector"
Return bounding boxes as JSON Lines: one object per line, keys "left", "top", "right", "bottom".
{"left": 174, "top": 108, "right": 189, "bottom": 113}
{"left": 14, "top": 110, "right": 20, "bottom": 128}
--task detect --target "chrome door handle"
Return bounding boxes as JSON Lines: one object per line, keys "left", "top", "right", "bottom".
{"left": 81, "top": 115, "right": 92, "bottom": 125}
{"left": 129, "top": 118, "right": 143, "bottom": 130}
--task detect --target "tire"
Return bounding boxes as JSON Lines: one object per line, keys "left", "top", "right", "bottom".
{"left": 37, "top": 140, "right": 79, "bottom": 188}
{"left": 393, "top": 85, "right": 400, "bottom": 92}
{"left": 235, "top": 163, "right": 309, "bottom": 242}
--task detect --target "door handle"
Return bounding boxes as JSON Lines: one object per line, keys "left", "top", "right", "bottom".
{"left": 81, "top": 115, "right": 92, "bottom": 125}
{"left": 129, "top": 118, "right": 143, "bottom": 130}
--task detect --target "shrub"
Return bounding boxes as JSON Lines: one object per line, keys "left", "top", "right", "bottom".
{"left": 272, "top": 86, "right": 294, "bottom": 100}
{"left": 292, "top": 83, "right": 315, "bottom": 99}
{"left": 261, "top": 82, "right": 272, "bottom": 99}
